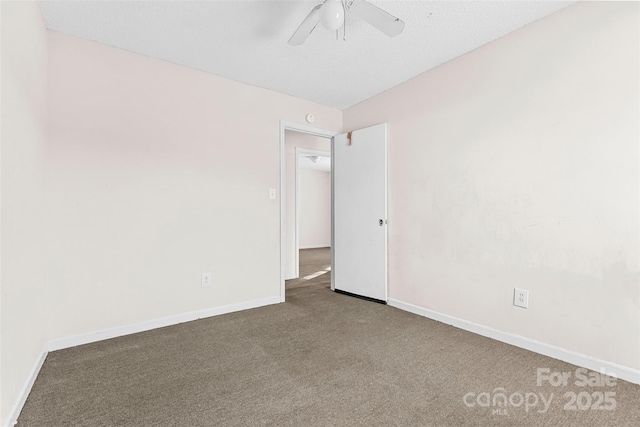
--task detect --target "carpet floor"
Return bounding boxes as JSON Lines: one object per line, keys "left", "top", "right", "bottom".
{"left": 17, "top": 249, "right": 640, "bottom": 426}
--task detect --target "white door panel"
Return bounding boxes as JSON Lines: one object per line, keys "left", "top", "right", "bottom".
{"left": 332, "top": 123, "right": 387, "bottom": 302}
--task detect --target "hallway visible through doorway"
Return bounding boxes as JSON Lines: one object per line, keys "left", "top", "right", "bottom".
{"left": 285, "top": 248, "right": 330, "bottom": 292}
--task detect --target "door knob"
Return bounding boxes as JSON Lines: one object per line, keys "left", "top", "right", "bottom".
{"left": 379, "top": 219, "right": 384, "bottom": 226}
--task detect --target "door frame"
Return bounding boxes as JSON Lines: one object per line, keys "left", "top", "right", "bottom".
{"left": 280, "top": 121, "right": 337, "bottom": 302}
{"left": 295, "top": 147, "right": 331, "bottom": 279}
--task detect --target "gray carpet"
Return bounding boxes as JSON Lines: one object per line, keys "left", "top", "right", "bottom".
{"left": 17, "top": 249, "right": 640, "bottom": 426}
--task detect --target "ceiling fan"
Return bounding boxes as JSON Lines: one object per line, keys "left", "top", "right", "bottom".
{"left": 288, "top": 0, "right": 405, "bottom": 46}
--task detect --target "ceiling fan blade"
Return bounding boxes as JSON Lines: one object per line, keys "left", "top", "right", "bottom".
{"left": 347, "top": 0, "right": 405, "bottom": 38}
{"left": 288, "top": 4, "right": 323, "bottom": 46}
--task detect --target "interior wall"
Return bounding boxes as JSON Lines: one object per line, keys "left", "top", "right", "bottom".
{"left": 299, "top": 169, "right": 331, "bottom": 249}
{"left": 0, "top": 1, "right": 49, "bottom": 423}
{"left": 45, "top": 31, "right": 341, "bottom": 340}
{"left": 284, "top": 131, "right": 331, "bottom": 279}
{"left": 344, "top": 1, "right": 639, "bottom": 370}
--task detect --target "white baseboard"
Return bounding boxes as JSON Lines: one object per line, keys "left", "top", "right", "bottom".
{"left": 5, "top": 296, "right": 281, "bottom": 427}
{"left": 299, "top": 244, "right": 330, "bottom": 249}
{"left": 48, "top": 296, "right": 281, "bottom": 351}
{"left": 4, "top": 347, "right": 48, "bottom": 427}
{"left": 388, "top": 298, "right": 640, "bottom": 385}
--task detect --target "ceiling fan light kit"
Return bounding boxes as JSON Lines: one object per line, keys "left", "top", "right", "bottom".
{"left": 320, "top": 0, "right": 345, "bottom": 30}
{"left": 288, "top": 0, "right": 405, "bottom": 46}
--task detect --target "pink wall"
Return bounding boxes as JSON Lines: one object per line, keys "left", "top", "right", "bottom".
{"left": 299, "top": 169, "right": 331, "bottom": 248}
{"left": 1, "top": 1, "right": 49, "bottom": 423}
{"left": 45, "top": 31, "right": 341, "bottom": 339}
{"left": 2, "top": 16, "right": 341, "bottom": 421}
{"left": 344, "top": 1, "right": 639, "bottom": 370}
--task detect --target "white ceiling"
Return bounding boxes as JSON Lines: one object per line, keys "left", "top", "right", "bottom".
{"left": 39, "top": 0, "right": 575, "bottom": 110}
{"left": 299, "top": 154, "right": 331, "bottom": 172}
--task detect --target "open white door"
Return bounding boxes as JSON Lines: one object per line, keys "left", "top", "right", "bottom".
{"left": 332, "top": 123, "right": 387, "bottom": 303}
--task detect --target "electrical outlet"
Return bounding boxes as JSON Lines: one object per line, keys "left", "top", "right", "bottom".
{"left": 201, "top": 273, "right": 212, "bottom": 288}
{"left": 514, "top": 288, "right": 529, "bottom": 309}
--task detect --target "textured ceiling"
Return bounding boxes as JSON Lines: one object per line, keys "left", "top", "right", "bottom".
{"left": 39, "top": 0, "right": 575, "bottom": 109}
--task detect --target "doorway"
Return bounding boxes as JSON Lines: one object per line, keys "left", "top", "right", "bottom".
{"left": 295, "top": 147, "right": 332, "bottom": 275}
{"left": 280, "top": 121, "right": 336, "bottom": 302}
{"left": 280, "top": 121, "right": 388, "bottom": 303}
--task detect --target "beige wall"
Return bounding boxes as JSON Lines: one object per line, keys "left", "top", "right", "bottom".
{"left": 284, "top": 131, "right": 331, "bottom": 279}
{"left": 344, "top": 1, "right": 639, "bottom": 370}
{"left": 0, "top": 1, "right": 49, "bottom": 423}
{"left": 299, "top": 169, "right": 331, "bottom": 249}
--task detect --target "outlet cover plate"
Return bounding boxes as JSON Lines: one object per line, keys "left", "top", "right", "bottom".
{"left": 202, "top": 273, "right": 212, "bottom": 288}
{"left": 514, "top": 288, "right": 529, "bottom": 309}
